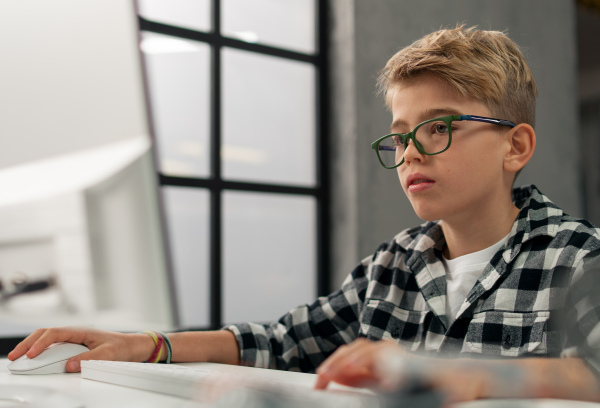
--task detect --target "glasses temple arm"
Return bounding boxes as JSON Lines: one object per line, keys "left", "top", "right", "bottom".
{"left": 459, "top": 115, "right": 516, "bottom": 128}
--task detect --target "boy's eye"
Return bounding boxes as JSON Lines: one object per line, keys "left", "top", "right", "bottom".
{"left": 433, "top": 123, "right": 448, "bottom": 134}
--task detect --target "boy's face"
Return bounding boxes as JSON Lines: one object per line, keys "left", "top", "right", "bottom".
{"left": 391, "top": 74, "right": 512, "bottom": 223}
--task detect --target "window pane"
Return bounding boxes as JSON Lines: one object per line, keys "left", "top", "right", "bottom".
{"left": 222, "top": 0, "right": 316, "bottom": 54}
{"left": 142, "top": 33, "right": 211, "bottom": 178}
{"left": 222, "top": 48, "right": 316, "bottom": 186}
{"left": 162, "top": 186, "right": 210, "bottom": 328}
{"left": 223, "top": 191, "right": 316, "bottom": 324}
{"left": 138, "top": 0, "right": 211, "bottom": 32}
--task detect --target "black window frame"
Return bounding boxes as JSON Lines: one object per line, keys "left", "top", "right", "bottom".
{"left": 141, "top": 0, "right": 329, "bottom": 330}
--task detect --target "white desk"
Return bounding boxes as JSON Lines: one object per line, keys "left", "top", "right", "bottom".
{"left": 0, "top": 359, "right": 362, "bottom": 408}
{"left": 1, "top": 358, "right": 600, "bottom": 408}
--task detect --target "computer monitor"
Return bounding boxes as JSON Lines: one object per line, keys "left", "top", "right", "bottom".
{"left": 0, "top": 0, "right": 177, "bottom": 336}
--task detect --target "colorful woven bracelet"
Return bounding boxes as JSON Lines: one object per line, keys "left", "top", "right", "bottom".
{"left": 142, "top": 330, "right": 163, "bottom": 363}
{"left": 156, "top": 331, "right": 172, "bottom": 364}
{"left": 148, "top": 336, "right": 163, "bottom": 363}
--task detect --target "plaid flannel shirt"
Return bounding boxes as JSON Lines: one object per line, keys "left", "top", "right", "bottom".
{"left": 227, "top": 185, "right": 600, "bottom": 373}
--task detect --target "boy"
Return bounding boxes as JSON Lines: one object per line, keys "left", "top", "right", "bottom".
{"left": 9, "top": 26, "right": 600, "bottom": 402}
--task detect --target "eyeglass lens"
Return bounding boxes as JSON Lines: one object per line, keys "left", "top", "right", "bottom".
{"left": 377, "top": 120, "right": 451, "bottom": 167}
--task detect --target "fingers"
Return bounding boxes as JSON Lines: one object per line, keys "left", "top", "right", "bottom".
{"left": 315, "top": 341, "right": 361, "bottom": 389}
{"left": 65, "top": 349, "right": 101, "bottom": 373}
{"left": 7, "top": 327, "right": 90, "bottom": 361}
{"left": 7, "top": 328, "right": 51, "bottom": 360}
{"left": 315, "top": 365, "right": 373, "bottom": 389}
{"left": 316, "top": 339, "right": 365, "bottom": 378}
{"left": 27, "top": 327, "right": 89, "bottom": 358}
{"left": 314, "top": 371, "right": 332, "bottom": 389}
{"left": 315, "top": 339, "right": 401, "bottom": 390}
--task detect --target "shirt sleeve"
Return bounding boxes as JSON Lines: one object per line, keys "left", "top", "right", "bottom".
{"left": 224, "top": 254, "right": 374, "bottom": 373}
{"left": 561, "top": 248, "right": 600, "bottom": 378}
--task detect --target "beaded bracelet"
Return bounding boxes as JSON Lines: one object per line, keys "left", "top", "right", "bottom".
{"left": 141, "top": 330, "right": 172, "bottom": 364}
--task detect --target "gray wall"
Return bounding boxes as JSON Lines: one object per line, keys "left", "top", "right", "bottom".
{"left": 329, "top": 0, "right": 580, "bottom": 288}
{"left": 578, "top": 7, "right": 600, "bottom": 228}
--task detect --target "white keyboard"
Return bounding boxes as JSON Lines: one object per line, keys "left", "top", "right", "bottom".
{"left": 80, "top": 360, "right": 376, "bottom": 407}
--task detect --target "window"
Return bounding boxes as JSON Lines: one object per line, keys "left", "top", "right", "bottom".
{"left": 138, "top": 0, "right": 328, "bottom": 329}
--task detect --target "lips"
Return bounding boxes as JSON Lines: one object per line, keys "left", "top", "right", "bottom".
{"left": 406, "top": 173, "right": 435, "bottom": 193}
{"left": 407, "top": 173, "right": 435, "bottom": 187}
{"left": 411, "top": 178, "right": 434, "bottom": 185}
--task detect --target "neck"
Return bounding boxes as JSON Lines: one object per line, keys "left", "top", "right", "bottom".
{"left": 441, "top": 194, "right": 520, "bottom": 260}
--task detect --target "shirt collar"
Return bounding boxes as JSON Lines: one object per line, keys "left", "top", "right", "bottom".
{"left": 503, "top": 184, "right": 563, "bottom": 263}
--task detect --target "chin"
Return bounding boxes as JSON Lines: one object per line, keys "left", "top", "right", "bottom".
{"left": 415, "top": 213, "right": 441, "bottom": 222}
{"left": 411, "top": 204, "right": 444, "bottom": 222}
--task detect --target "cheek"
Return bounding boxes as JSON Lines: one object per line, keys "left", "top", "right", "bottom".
{"left": 397, "top": 168, "right": 407, "bottom": 189}
{"left": 451, "top": 142, "right": 496, "bottom": 175}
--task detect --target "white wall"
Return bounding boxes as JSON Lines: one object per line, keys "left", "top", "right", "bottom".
{"left": 0, "top": 0, "right": 149, "bottom": 170}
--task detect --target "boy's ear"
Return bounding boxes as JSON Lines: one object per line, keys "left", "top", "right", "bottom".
{"left": 503, "top": 123, "right": 536, "bottom": 173}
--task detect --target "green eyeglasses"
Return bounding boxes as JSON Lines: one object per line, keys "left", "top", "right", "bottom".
{"left": 371, "top": 114, "right": 516, "bottom": 169}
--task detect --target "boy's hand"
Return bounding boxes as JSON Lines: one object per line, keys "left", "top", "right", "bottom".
{"left": 7, "top": 327, "right": 156, "bottom": 372}
{"left": 315, "top": 341, "right": 600, "bottom": 404}
{"left": 314, "top": 338, "right": 406, "bottom": 390}
{"left": 314, "top": 338, "right": 494, "bottom": 402}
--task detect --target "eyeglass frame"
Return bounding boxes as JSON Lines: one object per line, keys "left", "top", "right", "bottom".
{"left": 371, "top": 114, "right": 517, "bottom": 169}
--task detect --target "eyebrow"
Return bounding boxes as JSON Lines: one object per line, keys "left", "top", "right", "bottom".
{"left": 390, "top": 107, "right": 462, "bottom": 132}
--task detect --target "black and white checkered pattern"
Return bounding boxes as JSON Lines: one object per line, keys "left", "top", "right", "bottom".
{"left": 227, "top": 185, "right": 600, "bottom": 373}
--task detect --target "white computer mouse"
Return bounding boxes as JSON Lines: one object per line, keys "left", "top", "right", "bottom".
{"left": 8, "top": 342, "right": 90, "bottom": 375}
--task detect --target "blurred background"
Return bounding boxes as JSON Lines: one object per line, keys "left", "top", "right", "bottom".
{"left": 0, "top": 0, "right": 599, "bottom": 351}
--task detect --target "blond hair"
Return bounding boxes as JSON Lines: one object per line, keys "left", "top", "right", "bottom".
{"left": 378, "top": 25, "right": 538, "bottom": 127}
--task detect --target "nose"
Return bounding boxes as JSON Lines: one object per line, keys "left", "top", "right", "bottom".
{"left": 402, "top": 137, "right": 424, "bottom": 164}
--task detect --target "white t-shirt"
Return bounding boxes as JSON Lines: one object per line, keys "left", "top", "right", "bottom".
{"left": 444, "top": 234, "right": 509, "bottom": 327}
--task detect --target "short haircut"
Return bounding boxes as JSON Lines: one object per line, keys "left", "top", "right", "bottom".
{"left": 378, "top": 25, "right": 538, "bottom": 128}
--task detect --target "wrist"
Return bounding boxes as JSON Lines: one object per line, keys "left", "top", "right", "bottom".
{"left": 131, "top": 332, "right": 158, "bottom": 362}
{"left": 137, "top": 331, "right": 171, "bottom": 363}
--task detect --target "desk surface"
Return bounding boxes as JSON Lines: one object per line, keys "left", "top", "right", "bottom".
{"left": 1, "top": 359, "right": 600, "bottom": 408}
